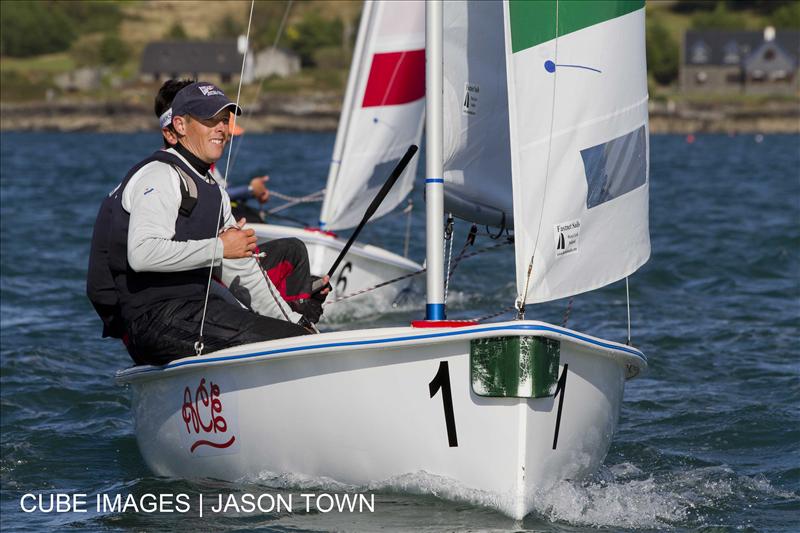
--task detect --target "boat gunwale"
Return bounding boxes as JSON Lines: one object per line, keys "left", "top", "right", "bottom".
{"left": 250, "top": 223, "right": 423, "bottom": 272}
{"left": 115, "top": 320, "right": 647, "bottom": 384}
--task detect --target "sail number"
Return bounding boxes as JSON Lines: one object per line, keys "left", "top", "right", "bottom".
{"left": 427, "top": 361, "right": 569, "bottom": 450}
{"left": 429, "top": 361, "right": 458, "bottom": 447}
{"left": 335, "top": 262, "right": 352, "bottom": 294}
{"left": 552, "top": 364, "right": 568, "bottom": 450}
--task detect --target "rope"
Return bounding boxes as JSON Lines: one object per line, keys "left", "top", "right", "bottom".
{"left": 253, "top": 250, "right": 292, "bottom": 322}
{"left": 329, "top": 267, "right": 426, "bottom": 304}
{"left": 267, "top": 188, "right": 326, "bottom": 215}
{"left": 403, "top": 199, "right": 413, "bottom": 258}
{"left": 196, "top": 0, "right": 256, "bottom": 356}
{"left": 443, "top": 215, "right": 454, "bottom": 306}
{"left": 447, "top": 224, "right": 479, "bottom": 284}
{"left": 269, "top": 188, "right": 326, "bottom": 203}
{"left": 561, "top": 296, "right": 574, "bottom": 327}
{"left": 473, "top": 305, "right": 517, "bottom": 323}
{"left": 327, "top": 238, "right": 512, "bottom": 305}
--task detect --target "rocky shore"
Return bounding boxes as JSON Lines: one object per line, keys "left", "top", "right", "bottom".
{"left": 1, "top": 94, "right": 797, "bottom": 134}
{"left": 0, "top": 93, "right": 342, "bottom": 133}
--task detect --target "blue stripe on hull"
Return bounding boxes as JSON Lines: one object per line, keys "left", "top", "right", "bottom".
{"left": 120, "top": 323, "right": 646, "bottom": 377}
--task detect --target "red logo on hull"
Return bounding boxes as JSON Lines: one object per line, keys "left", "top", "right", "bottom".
{"left": 181, "top": 378, "right": 236, "bottom": 452}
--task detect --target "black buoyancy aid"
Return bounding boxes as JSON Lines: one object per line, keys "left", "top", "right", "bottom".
{"left": 87, "top": 150, "right": 222, "bottom": 338}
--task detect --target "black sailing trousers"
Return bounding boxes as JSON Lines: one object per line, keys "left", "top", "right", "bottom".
{"left": 126, "top": 294, "right": 308, "bottom": 366}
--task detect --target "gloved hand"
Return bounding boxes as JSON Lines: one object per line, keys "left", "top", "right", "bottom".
{"left": 289, "top": 295, "right": 323, "bottom": 324}
{"left": 300, "top": 297, "right": 324, "bottom": 323}
{"left": 310, "top": 275, "right": 330, "bottom": 302}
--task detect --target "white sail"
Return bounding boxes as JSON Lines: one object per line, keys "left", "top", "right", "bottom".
{"left": 503, "top": 1, "right": 651, "bottom": 304}
{"left": 319, "top": 0, "right": 426, "bottom": 231}
{"left": 442, "top": 1, "right": 513, "bottom": 228}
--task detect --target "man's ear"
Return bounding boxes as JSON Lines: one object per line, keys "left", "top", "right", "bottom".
{"left": 161, "top": 127, "right": 178, "bottom": 146}
{"left": 172, "top": 115, "right": 187, "bottom": 136}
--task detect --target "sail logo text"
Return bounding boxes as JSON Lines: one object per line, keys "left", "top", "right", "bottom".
{"left": 462, "top": 82, "right": 480, "bottom": 116}
{"left": 554, "top": 219, "right": 581, "bottom": 257}
{"left": 181, "top": 377, "right": 236, "bottom": 453}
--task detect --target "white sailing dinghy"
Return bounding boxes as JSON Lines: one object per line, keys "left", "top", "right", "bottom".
{"left": 118, "top": 0, "right": 650, "bottom": 519}
{"left": 250, "top": 0, "right": 426, "bottom": 313}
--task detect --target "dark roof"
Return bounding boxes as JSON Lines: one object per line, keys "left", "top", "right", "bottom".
{"left": 744, "top": 40, "right": 796, "bottom": 73}
{"left": 140, "top": 41, "right": 244, "bottom": 75}
{"left": 684, "top": 29, "right": 800, "bottom": 66}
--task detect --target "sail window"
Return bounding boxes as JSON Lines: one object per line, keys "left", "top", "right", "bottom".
{"left": 581, "top": 126, "right": 647, "bottom": 209}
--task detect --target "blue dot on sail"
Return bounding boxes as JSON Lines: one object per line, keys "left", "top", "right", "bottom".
{"left": 544, "top": 60, "right": 602, "bottom": 74}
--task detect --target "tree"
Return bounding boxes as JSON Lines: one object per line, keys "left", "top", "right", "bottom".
{"left": 211, "top": 14, "right": 243, "bottom": 39}
{"left": 166, "top": 22, "right": 189, "bottom": 40}
{"left": 647, "top": 19, "right": 679, "bottom": 86}
{"left": 99, "top": 34, "right": 129, "bottom": 66}
{"left": 723, "top": 1, "right": 796, "bottom": 15}
{"left": 58, "top": 1, "right": 124, "bottom": 34}
{"left": 770, "top": 2, "right": 800, "bottom": 28}
{"left": 691, "top": 3, "right": 749, "bottom": 29}
{"left": 0, "top": 1, "right": 76, "bottom": 57}
{"left": 287, "top": 12, "right": 343, "bottom": 67}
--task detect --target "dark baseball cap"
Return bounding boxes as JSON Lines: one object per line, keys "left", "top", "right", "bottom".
{"left": 171, "top": 81, "right": 242, "bottom": 121}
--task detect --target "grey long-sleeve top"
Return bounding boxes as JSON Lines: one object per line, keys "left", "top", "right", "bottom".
{"left": 120, "top": 148, "right": 302, "bottom": 323}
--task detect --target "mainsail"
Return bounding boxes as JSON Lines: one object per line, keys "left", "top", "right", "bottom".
{"left": 442, "top": 1, "right": 513, "bottom": 228}
{"left": 503, "top": 0, "right": 650, "bottom": 304}
{"left": 437, "top": 1, "right": 650, "bottom": 305}
{"left": 319, "top": 0, "right": 425, "bottom": 231}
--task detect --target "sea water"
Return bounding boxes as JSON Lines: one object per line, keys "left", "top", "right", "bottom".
{"left": 1, "top": 132, "right": 798, "bottom": 531}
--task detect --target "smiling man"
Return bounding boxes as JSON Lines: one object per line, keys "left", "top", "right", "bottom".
{"left": 87, "top": 81, "right": 312, "bottom": 366}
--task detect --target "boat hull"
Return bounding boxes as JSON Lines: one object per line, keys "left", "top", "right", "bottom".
{"left": 251, "top": 223, "right": 422, "bottom": 319}
{"left": 118, "top": 321, "right": 644, "bottom": 519}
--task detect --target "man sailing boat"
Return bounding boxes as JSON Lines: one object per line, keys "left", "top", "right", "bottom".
{"left": 87, "top": 81, "right": 325, "bottom": 365}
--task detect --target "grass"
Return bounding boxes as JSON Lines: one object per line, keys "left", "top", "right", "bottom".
{"left": 0, "top": 52, "right": 76, "bottom": 74}
{"left": 257, "top": 68, "right": 347, "bottom": 94}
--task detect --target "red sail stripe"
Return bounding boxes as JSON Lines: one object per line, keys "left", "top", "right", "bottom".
{"left": 362, "top": 49, "right": 425, "bottom": 108}
{"left": 190, "top": 436, "right": 236, "bottom": 452}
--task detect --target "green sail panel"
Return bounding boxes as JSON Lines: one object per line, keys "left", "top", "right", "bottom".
{"left": 509, "top": 0, "right": 644, "bottom": 54}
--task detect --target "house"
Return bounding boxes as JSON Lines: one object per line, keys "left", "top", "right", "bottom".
{"left": 253, "top": 48, "right": 301, "bottom": 79}
{"left": 54, "top": 67, "right": 104, "bottom": 92}
{"left": 140, "top": 39, "right": 255, "bottom": 85}
{"left": 681, "top": 28, "right": 800, "bottom": 95}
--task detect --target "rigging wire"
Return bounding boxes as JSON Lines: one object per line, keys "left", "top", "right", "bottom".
{"left": 625, "top": 276, "right": 632, "bottom": 345}
{"left": 517, "top": 0, "right": 560, "bottom": 319}
{"left": 195, "top": 0, "right": 256, "bottom": 356}
{"left": 327, "top": 238, "right": 512, "bottom": 305}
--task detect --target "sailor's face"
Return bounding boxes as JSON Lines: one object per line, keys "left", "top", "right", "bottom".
{"left": 174, "top": 111, "right": 230, "bottom": 163}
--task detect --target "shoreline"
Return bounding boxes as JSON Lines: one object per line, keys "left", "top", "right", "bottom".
{"left": 1, "top": 98, "right": 798, "bottom": 134}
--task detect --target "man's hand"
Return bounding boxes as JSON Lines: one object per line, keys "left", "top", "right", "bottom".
{"left": 220, "top": 217, "right": 256, "bottom": 258}
{"left": 249, "top": 176, "right": 270, "bottom": 203}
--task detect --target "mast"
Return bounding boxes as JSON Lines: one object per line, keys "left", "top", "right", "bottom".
{"left": 425, "top": 0, "right": 445, "bottom": 320}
